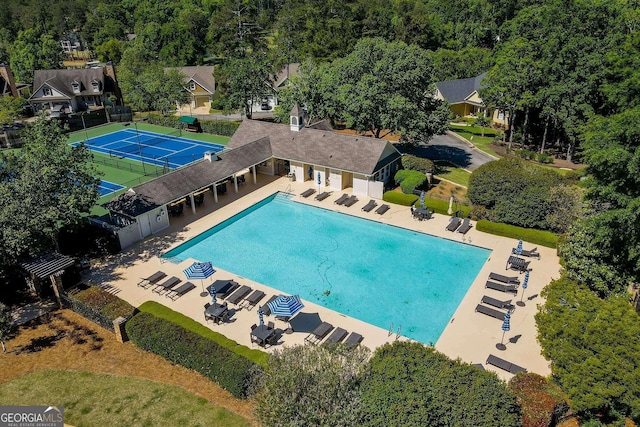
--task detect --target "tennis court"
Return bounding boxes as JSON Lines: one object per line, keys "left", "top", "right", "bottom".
{"left": 72, "top": 128, "right": 225, "bottom": 169}
{"left": 99, "top": 180, "right": 125, "bottom": 197}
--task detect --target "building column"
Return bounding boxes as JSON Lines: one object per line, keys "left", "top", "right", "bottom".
{"left": 234, "top": 177, "right": 238, "bottom": 193}
{"left": 213, "top": 185, "right": 218, "bottom": 203}
{"left": 189, "top": 193, "right": 196, "bottom": 214}
{"left": 252, "top": 166, "right": 257, "bottom": 184}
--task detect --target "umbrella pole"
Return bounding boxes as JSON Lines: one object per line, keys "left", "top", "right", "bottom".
{"left": 200, "top": 279, "right": 208, "bottom": 297}
{"left": 496, "top": 331, "right": 507, "bottom": 351}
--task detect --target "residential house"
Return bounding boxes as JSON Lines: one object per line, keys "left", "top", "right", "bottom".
{"left": 435, "top": 72, "right": 507, "bottom": 125}
{"left": 28, "top": 62, "right": 122, "bottom": 115}
{"left": 249, "top": 63, "right": 300, "bottom": 113}
{"left": 167, "top": 66, "right": 216, "bottom": 111}
{"left": 103, "top": 107, "right": 401, "bottom": 248}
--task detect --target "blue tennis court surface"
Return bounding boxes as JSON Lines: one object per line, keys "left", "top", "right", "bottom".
{"left": 72, "top": 129, "right": 225, "bottom": 169}
{"left": 99, "top": 180, "right": 125, "bottom": 197}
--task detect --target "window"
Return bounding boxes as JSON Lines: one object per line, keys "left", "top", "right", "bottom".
{"left": 71, "top": 82, "right": 80, "bottom": 94}
{"left": 498, "top": 110, "right": 505, "bottom": 120}
{"left": 91, "top": 81, "right": 100, "bottom": 92}
{"left": 189, "top": 81, "right": 196, "bottom": 91}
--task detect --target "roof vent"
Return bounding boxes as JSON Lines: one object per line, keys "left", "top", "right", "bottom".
{"left": 204, "top": 151, "right": 218, "bottom": 162}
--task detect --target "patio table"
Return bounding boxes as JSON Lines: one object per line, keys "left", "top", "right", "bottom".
{"left": 205, "top": 303, "right": 228, "bottom": 323}
{"left": 251, "top": 325, "right": 275, "bottom": 347}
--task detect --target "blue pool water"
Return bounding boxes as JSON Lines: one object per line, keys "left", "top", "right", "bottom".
{"left": 163, "top": 194, "right": 491, "bottom": 344}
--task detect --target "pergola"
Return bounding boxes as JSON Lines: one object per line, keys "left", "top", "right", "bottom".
{"left": 21, "top": 253, "right": 76, "bottom": 307}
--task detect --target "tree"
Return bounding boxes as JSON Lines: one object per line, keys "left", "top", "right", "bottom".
{"left": 474, "top": 113, "right": 491, "bottom": 137}
{"left": 0, "top": 114, "right": 100, "bottom": 267}
{"left": 216, "top": 54, "right": 271, "bottom": 119}
{"left": 332, "top": 38, "right": 449, "bottom": 144}
{"left": 254, "top": 344, "right": 370, "bottom": 426}
{"left": 360, "top": 341, "right": 521, "bottom": 426}
{"left": 536, "top": 276, "right": 640, "bottom": 423}
{"left": 94, "top": 38, "right": 125, "bottom": 64}
{"left": 0, "top": 302, "right": 12, "bottom": 353}
{"left": 0, "top": 96, "right": 24, "bottom": 125}
{"left": 9, "top": 28, "right": 64, "bottom": 84}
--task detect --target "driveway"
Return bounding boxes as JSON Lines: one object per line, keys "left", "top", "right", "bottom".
{"left": 398, "top": 132, "right": 497, "bottom": 171}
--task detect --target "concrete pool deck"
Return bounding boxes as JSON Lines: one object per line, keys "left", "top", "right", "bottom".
{"left": 90, "top": 175, "right": 558, "bottom": 381}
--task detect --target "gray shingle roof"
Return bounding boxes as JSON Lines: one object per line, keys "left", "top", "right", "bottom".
{"left": 169, "top": 66, "right": 216, "bottom": 94}
{"left": 227, "top": 120, "right": 400, "bottom": 176}
{"left": 103, "top": 138, "right": 272, "bottom": 217}
{"left": 31, "top": 68, "right": 114, "bottom": 100}
{"left": 436, "top": 72, "right": 487, "bottom": 104}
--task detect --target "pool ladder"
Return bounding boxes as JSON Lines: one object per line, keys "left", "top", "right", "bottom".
{"left": 388, "top": 323, "right": 402, "bottom": 340}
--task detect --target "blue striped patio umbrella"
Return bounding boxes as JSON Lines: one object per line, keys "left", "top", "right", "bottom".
{"left": 519, "top": 270, "right": 530, "bottom": 303}
{"left": 498, "top": 311, "right": 511, "bottom": 350}
{"left": 183, "top": 261, "right": 216, "bottom": 297}
{"left": 208, "top": 286, "right": 217, "bottom": 305}
{"left": 515, "top": 239, "right": 523, "bottom": 255}
{"left": 267, "top": 295, "right": 304, "bottom": 320}
{"left": 258, "top": 306, "right": 264, "bottom": 326}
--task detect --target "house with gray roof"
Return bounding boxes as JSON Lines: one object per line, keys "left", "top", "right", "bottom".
{"left": 103, "top": 109, "right": 401, "bottom": 248}
{"left": 167, "top": 66, "right": 216, "bottom": 109}
{"left": 435, "top": 72, "right": 507, "bottom": 125}
{"left": 28, "top": 63, "right": 121, "bottom": 115}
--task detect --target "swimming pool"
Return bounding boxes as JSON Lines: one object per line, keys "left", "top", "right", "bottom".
{"left": 163, "top": 193, "right": 491, "bottom": 344}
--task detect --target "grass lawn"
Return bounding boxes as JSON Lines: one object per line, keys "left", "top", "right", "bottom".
{"left": 449, "top": 124, "right": 501, "bottom": 158}
{"left": 0, "top": 370, "right": 250, "bottom": 427}
{"left": 0, "top": 309, "right": 256, "bottom": 425}
{"left": 434, "top": 161, "right": 471, "bottom": 187}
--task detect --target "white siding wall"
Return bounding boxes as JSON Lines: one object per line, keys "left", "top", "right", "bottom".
{"left": 329, "top": 169, "right": 342, "bottom": 190}
{"left": 352, "top": 174, "right": 369, "bottom": 197}
{"left": 368, "top": 180, "right": 384, "bottom": 199}
{"left": 117, "top": 223, "right": 141, "bottom": 249}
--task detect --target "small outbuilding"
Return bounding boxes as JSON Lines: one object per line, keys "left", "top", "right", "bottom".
{"left": 179, "top": 115, "right": 202, "bottom": 133}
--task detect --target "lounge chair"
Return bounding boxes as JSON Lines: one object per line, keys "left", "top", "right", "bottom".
{"left": 512, "top": 247, "right": 541, "bottom": 259}
{"left": 475, "top": 304, "right": 507, "bottom": 321}
{"left": 488, "top": 272, "right": 520, "bottom": 285}
{"left": 244, "top": 290, "right": 265, "bottom": 310}
{"left": 345, "top": 332, "right": 363, "bottom": 348}
{"left": 486, "top": 354, "right": 527, "bottom": 374}
{"left": 219, "top": 281, "right": 240, "bottom": 299}
{"left": 507, "top": 256, "right": 530, "bottom": 272}
{"left": 137, "top": 271, "right": 167, "bottom": 289}
{"left": 334, "top": 194, "right": 349, "bottom": 205}
{"left": 300, "top": 188, "right": 316, "bottom": 198}
{"left": 304, "top": 321, "right": 334, "bottom": 345}
{"left": 166, "top": 282, "right": 196, "bottom": 300}
{"left": 375, "top": 204, "right": 390, "bottom": 215}
{"left": 323, "top": 327, "right": 348, "bottom": 345}
{"left": 457, "top": 218, "right": 472, "bottom": 234}
{"left": 315, "top": 192, "right": 330, "bottom": 201}
{"left": 446, "top": 217, "right": 462, "bottom": 232}
{"left": 481, "top": 295, "right": 514, "bottom": 311}
{"left": 152, "top": 276, "right": 181, "bottom": 294}
{"left": 486, "top": 281, "right": 519, "bottom": 294}
{"left": 262, "top": 295, "right": 278, "bottom": 315}
{"left": 227, "top": 285, "right": 252, "bottom": 305}
{"left": 343, "top": 195, "right": 358, "bottom": 207}
{"left": 362, "top": 200, "right": 378, "bottom": 212}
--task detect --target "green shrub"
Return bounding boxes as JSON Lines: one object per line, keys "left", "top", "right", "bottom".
{"left": 476, "top": 220, "right": 559, "bottom": 248}
{"left": 137, "top": 301, "right": 269, "bottom": 366}
{"left": 360, "top": 342, "right": 521, "bottom": 426}
{"left": 146, "top": 114, "right": 239, "bottom": 137}
{"left": 401, "top": 155, "right": 435, "bottom": 174}
{"left": 394, "top": 170, "right": 426, "bottom": 194}
{"left": 126, "top": 312, "right": 260, "bottom": 398}
{"left": 536, "top": 152, "right": 554, "bottom": 164}
{"left": 383, "top": 191, "right": 419, "bottom": 206}
{"left": 423, "top": 198, "right": 472, "bottom": 217}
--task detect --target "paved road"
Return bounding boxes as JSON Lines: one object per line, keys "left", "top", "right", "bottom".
{"left": 398, "top": 132, "right": 497, "bottom": 171}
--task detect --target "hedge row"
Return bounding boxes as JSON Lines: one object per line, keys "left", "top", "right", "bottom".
{"left": 146, "top": 114, "right": 240, "bottom": 137}
{"left": 394, "top": 169, "right": 426, "bottom": 194}
{"left": 476, "top": 220, "right": 559, "bottom": 248}
{"left": 62, "top": 295, "right": 115, "bottom": 332}
{"left": 125, "top": 312, "right": 260, "bottom": 398}
{"left": 383, "top": 191, "right": 419, "bottom": 206}
{"left": 137, "top": 301, "right": 269, "bottom": 367}
{"left": 420, "top": 198, "right": 472, "bottom": 217}
{"left": 69, "top": 284, "right": 135, "bottom": 320}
